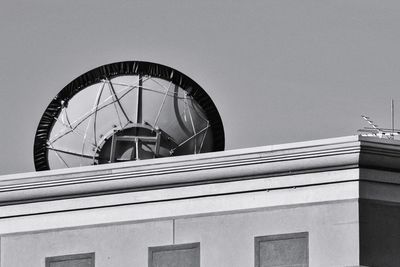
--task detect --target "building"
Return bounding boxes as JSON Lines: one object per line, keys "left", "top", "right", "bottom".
{"left": 1, "top": 135, "right": 400, "bottom": 267}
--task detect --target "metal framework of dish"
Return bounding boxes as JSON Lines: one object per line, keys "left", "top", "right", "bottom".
{"left": 34, "top": 61, "right": 224, "bottom": 171}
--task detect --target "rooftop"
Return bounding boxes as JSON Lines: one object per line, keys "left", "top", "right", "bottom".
{"left": 2, "top": 135, "right": 400, "bottom": 233}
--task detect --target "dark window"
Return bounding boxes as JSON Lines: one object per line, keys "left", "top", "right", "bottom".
{"left": 149, "top": 243, "right": 200, "bottom": 267}
{"left": 45, "top": 253, "right": 95, "bottom": 267}
{"left": 255, "top": 232, "right": 308, "bottom": 267}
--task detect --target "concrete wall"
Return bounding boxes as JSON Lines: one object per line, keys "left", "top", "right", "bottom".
{"left": 360, "top": 200, "right": 400, "bottom": 267}
{"left": 1, "top": 200, "right": 359, "bottom": 267}
{"left": 1, "top": 221, "right": 172, "bottom": 267}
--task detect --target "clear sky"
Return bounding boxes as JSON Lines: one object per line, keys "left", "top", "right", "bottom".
{"left": 1, "top": 0, "right": 400, "bottom": 175}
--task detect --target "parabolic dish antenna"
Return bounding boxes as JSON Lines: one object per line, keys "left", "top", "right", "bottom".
{"left": 34, "top": 61, "right": 224, "bottom": 171}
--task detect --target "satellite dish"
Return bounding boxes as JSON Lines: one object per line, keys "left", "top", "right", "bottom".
{"left": 34, "top": 61, "right": 224, "bottom": 171}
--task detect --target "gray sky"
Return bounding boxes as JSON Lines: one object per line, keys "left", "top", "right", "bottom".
{"left": 1, "top": 0, "right": 400, "bottom": 175}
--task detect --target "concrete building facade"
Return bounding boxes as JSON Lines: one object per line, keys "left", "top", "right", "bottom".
{"left": 1, "top": 136, "right": 400, "bottom": 267}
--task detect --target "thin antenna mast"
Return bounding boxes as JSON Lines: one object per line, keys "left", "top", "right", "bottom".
{"left": 391, "top": 99, "right": 394, "bottom": 135}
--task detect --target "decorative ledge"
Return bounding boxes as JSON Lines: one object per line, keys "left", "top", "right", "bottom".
{"left": 1, "top": 135, "right": 400, "bottom": 205}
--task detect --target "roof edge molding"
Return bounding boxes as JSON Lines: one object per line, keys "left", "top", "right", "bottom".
{"left": 2, "top": 136, "right": 400, "bottom": 205}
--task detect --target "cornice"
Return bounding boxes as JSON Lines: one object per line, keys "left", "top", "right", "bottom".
{"left": 1, "top": 135, "right": 400, "bottom": 205}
